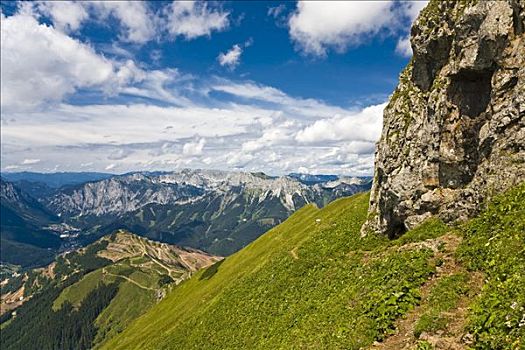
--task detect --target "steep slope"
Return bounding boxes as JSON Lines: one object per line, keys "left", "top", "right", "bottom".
{"left": 364, "top": 0, "right": 525, "bottom": 237}
{"left": 101, "top": 184, "right": 524, "bottom": 350}
{"left": 0, "top": 231, "right": 220, "bottom": 349}
{"left": 100, "top": 193, "right": 435, "bottom": 349}
{"left": 41, "top": 170, "right": 370, "bottom": 255}
{"left": 0, "top": 179, "right": 61, "bottom": 267}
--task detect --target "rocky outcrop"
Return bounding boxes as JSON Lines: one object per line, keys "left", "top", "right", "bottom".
{"left": 363, "top": 0, "right": 525, "bottom": 237}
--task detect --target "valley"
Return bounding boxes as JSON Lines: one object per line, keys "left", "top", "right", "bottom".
{"left": 0, "top": 230, "right": 220, "bottom": 349}
{"left": 1, "top": 0, "right": 524, "bottom": 349}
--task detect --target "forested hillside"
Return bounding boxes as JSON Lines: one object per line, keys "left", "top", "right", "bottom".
{"left": 0, "top": 231, "right": 220, "bottom": 349}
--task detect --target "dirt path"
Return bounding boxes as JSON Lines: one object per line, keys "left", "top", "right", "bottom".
{"left": 136, "top": 239, "right": 179, "bottom": 278}
{"left": 102, "top": 268, "right": 156, "bottom": 291}
{"left": 290, "top": 247, "right": 299, "bottom": 260}
{"left": 369, "top": 234, "right": 476, "bottom": 350}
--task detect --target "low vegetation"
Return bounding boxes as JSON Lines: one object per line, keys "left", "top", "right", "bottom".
{"left": 102, "top": 194, "right": 442, "bottom": 349}
{"left": 413, "top": 273, "right": 470, "bottom": 338}
{"left": 103, "top": 184, "right": 524, "bottom": 350}
{"left": 457, "top": 183, "right": 525, "bottom": 349}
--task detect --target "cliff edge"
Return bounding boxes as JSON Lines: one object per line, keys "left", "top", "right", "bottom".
{"left": 364, "top": 0, "right": 525, "bottom": 237}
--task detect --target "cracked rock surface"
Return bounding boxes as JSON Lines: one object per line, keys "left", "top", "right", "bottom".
{"left": 363, "top": 0, "right": 525, "bottom": 237}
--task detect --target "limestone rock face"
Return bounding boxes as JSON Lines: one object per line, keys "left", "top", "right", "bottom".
{"left": 364, "top": 0, "right": 525, "bottom": 237}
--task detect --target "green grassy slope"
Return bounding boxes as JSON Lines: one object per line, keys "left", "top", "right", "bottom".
{"left": 50, "top": 259, "right": 160, "bottom": 347}
{"left": 103, "top": 184, "right": 525, "bottom": 350}
{"left": 457, "top": 184, "right": 525, "bottom": 349}
{"left": 102, "top": 193, "right": 441, "bottom": 349}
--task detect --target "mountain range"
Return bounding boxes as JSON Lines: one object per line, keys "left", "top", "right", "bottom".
{"left": 1, "top": 1, "right": 524, "bottom": 349}
{"left": 1, "top": 170, "right": 371, "bottom": 267}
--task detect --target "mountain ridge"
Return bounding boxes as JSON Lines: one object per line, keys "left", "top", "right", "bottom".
{"left": 1, "top": 229, "right": 221, "bottom": 349}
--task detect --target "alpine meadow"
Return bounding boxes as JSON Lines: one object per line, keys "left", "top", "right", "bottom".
{"left": 1, "top": 1, "right": 524, "bottom": 350}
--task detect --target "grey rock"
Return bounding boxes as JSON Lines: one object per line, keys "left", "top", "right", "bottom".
{"left": 363, "top": 0, "right": 525, "bottom": 237}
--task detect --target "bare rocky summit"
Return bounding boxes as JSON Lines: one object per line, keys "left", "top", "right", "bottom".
{"left": 364, "top": 0, "right": 525, "bottom": 237}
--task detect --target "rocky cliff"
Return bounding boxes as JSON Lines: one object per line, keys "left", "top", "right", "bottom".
{"left": 364, "top": 0, "right": 524, "bottom": 237}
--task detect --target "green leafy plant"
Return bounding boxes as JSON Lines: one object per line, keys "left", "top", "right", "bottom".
{"left": 457, "top": 184, "right": 525, "bottom": 349}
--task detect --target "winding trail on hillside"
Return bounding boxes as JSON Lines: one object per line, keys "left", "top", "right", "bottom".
{"left": 369, "top": 234, "right": 482, "bottom": 350}
{"left": 136, "top": 239, "right": 178, "bottom": 278}
{"left": 102, "top": 268, "right": 156, "bottom": 291}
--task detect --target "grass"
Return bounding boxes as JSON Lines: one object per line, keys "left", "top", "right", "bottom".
{"left": 393, "top": 218, "right": 449, "bottom": 245}
{"left": 53, "top": 269, "right": 114, "bottom": 310}
{"left": 101, "top": 193, "right": 439, "bottom": 350}
{"left": 93, "top": 280, "right": 157, "bottom": 347}
{"left": 457, "top": 183, "right": 525, "bottom": 349}
{"left": 100, "top": 184, "right": 524, "bottom": 349}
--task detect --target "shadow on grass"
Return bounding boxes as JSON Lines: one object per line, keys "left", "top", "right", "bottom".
{"left": 199, "top": 259, "right": 225, "bottom": 281}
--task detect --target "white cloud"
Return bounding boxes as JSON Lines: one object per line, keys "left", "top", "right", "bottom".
{"left": 395, "top": 36, "right": 412, "bottom": 57}
{"left": 295, "top": 103, "right": 385, "bottom": 145}
{"left": 218, "top": 44, "right": 242, "bottom": 69}
{"left": 33, "top": 1, "right": 232, "bottom": 44}
{"left": 401, "top": 0, "right": 429, "bottom": 22}
{"left": 0, "top": 12, "right": 115, "bottom": 111}
{"left": 1, "top": 91, "right": 387, "bottom": 175}
{"left": 89, "top": 1, "right": 156, "bottom": 43}
{"left": 165, "top": 1, "right": 229, "bottom": 39}
{"left": 288, "top": 0, "right": 429, "bottom": 56}
{"left": 0, "top": 10, "right": 193, "bottom": 111}
{"left": 34, "top": 1, "right": 156, "bottom": 43}
{"left": 394, "top": 1, "right": 429, "bottom": 57}
{"left": 211, "top": 81, "right": 355, "bottom": 119}
{"left": 36, "top": 1, "right": 88, "bottom": 32}
{"left": 183, "top": 138, "right": 206, "bottom": 156}
{"left": 289, "top": 1, "right": 396, "bottom": 56}
{"left": 268, "top": 4, "right": 286, "bottom": 18}
{"left": 4, "top": 165, "right": 21, "bottom": 171}
{"left": 22, "top": 159, "right": 41, "bottom": 165}
{"left": 0, "top": 5, "right": 390, "bottom": 176}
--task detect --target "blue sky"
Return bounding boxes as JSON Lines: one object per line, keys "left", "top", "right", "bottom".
{"left": 0, "top": 1, "right": 427, "bottom": 175}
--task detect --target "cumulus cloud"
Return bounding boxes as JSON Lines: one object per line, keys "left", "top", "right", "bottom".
{"left": 36, "top": 1, "right": 88, "bottom": 32}
{"left": 33, "top": 1, "right": 231, "bottom": 44}
{"left": 0, "top": 9, "right": 193, "bottom": 111}
{"left": 0, "top": 3, "right": 391, "bottom": 176}
{"left": 89, "top": 1, "right": 156, "bottom": 43}
{"left": 295, "top": 103, "right": 385, "bottom": 145}
{"left": 165, "top": 1, "right": 229, "bottom": 39}
{"left": 34, "top": 1, "right": 156, "bottom": 43}
{"left": 182, "top": 138, "right": 206, "bottom": 156}
{"left": 289, "top": 1, "right": 396, "bottom": 56}
{"left": 0, "top": 12, "right": 115, "bottom": 110}
{"left": 218, "top": 44, "right": 242, "bottom": 69}
{"left": 1, "top": 88, "right": 387, "bottom": 175}
{"left": 288, "top": 0, "right": 429, "bottom": 56}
